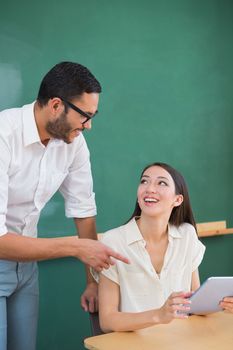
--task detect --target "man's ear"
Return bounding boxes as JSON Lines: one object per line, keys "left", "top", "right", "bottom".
{"left": 48, "top": 97, "right": 64, "bottom": 116}
{"left": 173, "top": 194, "right": 183, "bottom": 207}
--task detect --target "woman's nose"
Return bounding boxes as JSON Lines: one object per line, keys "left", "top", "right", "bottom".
{"left": 146, "top": 183, "right": 157, "bottom": 193}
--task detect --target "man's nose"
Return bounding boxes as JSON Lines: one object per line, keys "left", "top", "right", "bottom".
{"left": 83, "top": 119, "right": 92, "bottom": 130}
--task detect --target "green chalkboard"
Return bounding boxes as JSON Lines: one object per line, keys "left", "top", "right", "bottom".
{"left": 1, "top": 1, "right": 233, "bottom": 349}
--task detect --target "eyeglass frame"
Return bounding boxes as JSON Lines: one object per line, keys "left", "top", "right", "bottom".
{"left": 59, "top": 97, "right": 98, "bottom": 125}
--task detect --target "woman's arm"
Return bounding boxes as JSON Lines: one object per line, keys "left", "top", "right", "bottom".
{"left": 98, "top": 274, "right": 191, "bottom": 333}
{"left": 191, "top": 269, "right": 201, "bottom": 291}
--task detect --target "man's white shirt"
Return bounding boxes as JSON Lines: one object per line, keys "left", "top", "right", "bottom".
{"left": 0, "top": 102, "right": 96, "bottom": 237}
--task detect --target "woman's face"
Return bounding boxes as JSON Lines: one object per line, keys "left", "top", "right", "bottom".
{"left": 137, "top": 166, "right": 183, "bottom": 218}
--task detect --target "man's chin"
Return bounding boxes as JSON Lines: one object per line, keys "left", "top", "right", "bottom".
{"left": 63, "top": 135, "right": 79, "bottom": 144}
{"left": 64, "top": 131, "right": 83, "bottom": 144}
{"left": 50, "top": 133, "right": 72, "bottom": 144}
{"left": 63, "top": 139, "right": 72, "bottom": 144}
{"left": 49, "top": 131, "right": 81, "bottom": 144}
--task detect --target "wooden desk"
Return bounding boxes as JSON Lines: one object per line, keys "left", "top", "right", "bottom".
{"left": 84, "top": 312, "right": 233, "bottom": 350}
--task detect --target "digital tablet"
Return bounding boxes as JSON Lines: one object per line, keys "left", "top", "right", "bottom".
{"left": 189, "top": 276, "right": 233, "bottom": 315}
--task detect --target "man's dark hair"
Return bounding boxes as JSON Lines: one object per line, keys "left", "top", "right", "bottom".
{"left": 37, "top": 61, "right": 102, "bottom": 106}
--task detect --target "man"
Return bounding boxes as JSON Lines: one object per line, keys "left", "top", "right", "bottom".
{"left": 0, "top": 61, "right": 129, "bottom": 350}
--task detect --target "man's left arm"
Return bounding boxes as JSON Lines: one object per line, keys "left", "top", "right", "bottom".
{"left": 74, "top": 216, "right": 98, "bottom": 313}
{"left": 60, "top": 135, "right": 99, "bottom": 312}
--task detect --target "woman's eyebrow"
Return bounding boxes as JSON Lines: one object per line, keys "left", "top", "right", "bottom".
{"left": 157, "top": 176, "right": 169, "bottom": 180}
{"left": 141, "top": 175, "right": 169, "bottom": 180}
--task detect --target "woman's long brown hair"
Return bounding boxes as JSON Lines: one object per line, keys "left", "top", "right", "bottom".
{"left": 127, "top": 162, "right": 196, "bottom": 230}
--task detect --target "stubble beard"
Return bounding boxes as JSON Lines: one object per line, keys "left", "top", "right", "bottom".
{"left": 45, "top": 111, "right": 73, "bottom": 144}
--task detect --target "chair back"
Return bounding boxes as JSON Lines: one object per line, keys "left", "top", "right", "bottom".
{"left": 89, "top": 312, "right": 104, "bottom": 336}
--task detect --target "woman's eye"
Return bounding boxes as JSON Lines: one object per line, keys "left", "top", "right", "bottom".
{"left": 159, "top": 181, "right": 168, "bottom": 186}
{"left": 140, "top": 179, "right": 147, "bottom": 184}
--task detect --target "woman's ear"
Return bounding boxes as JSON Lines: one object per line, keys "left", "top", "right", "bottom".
{"left": 173, "top": 194, "right": 184, "bottom": 207}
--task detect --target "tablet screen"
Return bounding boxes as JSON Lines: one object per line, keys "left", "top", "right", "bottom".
{"left": 189, "top": 276, "right": 233, "bottom": 315}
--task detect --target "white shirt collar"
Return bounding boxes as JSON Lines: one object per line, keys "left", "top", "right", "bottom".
{"left": 22, "top": 102, "right": 41, "bottom": 147}
{"left": 22, "top": 101, "right": 65, "bottom": 148}
{"left": 168, "top": 224, "right": 182, "bottom": 239}
{"left": 125, "top": 218, "right": 144, "bottom": 245}
{"left": 125, "top": 217, "right": 182, "bottom": 245}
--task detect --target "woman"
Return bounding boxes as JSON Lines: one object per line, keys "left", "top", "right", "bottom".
{"left": 97, "top": 162, "right": 206, "bottom": 332}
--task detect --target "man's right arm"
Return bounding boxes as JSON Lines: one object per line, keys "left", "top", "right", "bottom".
{"left": 0, "top": 232, "right": 130, "bottom": 271}
{"left": 0, "top": 118, "right": 130, "bottom": 271}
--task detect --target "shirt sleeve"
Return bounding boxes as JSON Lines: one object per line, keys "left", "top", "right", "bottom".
{"left": 90, "top": 264, "right": 120, "bottom": 285}
{"left": 0, "top": 133, "right": 11, "bottom": 236}
{"left": 101, "top": 264, "right": 120, "bottom": 285}
{"left": 190, "top": 225, "right": 206, "bottom": 272}
{"left": 90, "top": 233, "right": 120, "bottom": 285}
{"left": 59, "top": 134, "right": 97, "bottom": 218}
{"left": 101, "top": 233, "right": 120, "bottom": 284}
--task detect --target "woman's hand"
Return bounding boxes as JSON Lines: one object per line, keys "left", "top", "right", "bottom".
{"left": 156, "top": 291, "right": 192, "bottom": 324}
{"left": 220, "top": 297, "right": 233, "bottom": 313}
{"left": 81, "top": 281, "right": 98, "bottom": 313}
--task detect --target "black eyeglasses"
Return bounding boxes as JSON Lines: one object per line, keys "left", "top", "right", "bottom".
{"left": 60, "top": 97, "right": 98, "bottom": 125}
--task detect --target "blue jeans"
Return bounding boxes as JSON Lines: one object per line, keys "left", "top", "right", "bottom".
{"left": 0, "top": 260, "right": 39, "bottom": 350}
